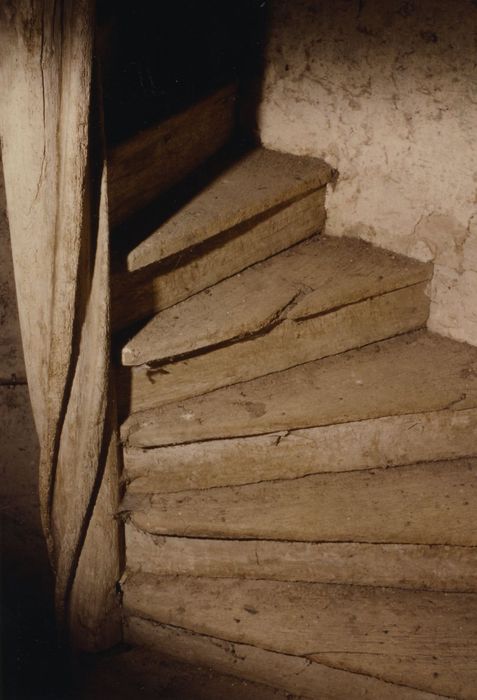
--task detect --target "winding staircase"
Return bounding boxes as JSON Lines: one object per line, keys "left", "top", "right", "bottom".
{"left": 109, "top": 88, "right": 477, "bottom": 699}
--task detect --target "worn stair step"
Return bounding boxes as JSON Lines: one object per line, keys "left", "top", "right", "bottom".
{"left": 112, "top": 187, "right": 327, "bottom": 330}
{"left": 122, "top": 574, "right": 477, "bottom": 699}
{"left": 120, "top": 277, "right": 429, "bottom": 416}
{"left": 108, "top": 84, "right": 237, "bottom": 228}
{"left": 125, "top": 525, "right": 477, "bottom": 592}
{"left": 123, "top": 147, "right": 332, "bottom": 273}
{"left": 122, "top": 330, "right": 477, "bottom": 447}
{"left": 125, "top": 617, "right": 445, "bottom": 700}
{"left": 124, "top": 407, "right": 477, "bottom": 494}
{"left": 124, "top": 457, "right": 477, "bottom": 546}
{"left": 122, "top": 235, "right": 431, "bottom": 366}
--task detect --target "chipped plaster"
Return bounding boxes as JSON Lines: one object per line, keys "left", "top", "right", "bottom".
{"left": 259, "top": 0, "right": 477, "bottom": 345}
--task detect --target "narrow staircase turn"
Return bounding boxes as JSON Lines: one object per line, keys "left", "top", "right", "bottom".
{"left": 112, "top": 134, "right": 477, "bottom": 699}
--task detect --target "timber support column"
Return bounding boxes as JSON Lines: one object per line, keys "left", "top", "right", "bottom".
{"left": 0, "top": 0, "right": 122, "bottom": 650}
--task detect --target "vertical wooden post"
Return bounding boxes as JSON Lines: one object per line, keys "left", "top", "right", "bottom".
{"left": 0, "top": 0, "right": 121, "bottom": 650}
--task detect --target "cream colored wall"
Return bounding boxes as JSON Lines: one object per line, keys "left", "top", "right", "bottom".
{"left": 259, "top": 0, "right": 477, "bottom": 345}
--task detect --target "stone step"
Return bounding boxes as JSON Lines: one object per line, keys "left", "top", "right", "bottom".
{"left": 122, "top": 330, "right": 477, "bottom": 448}
{"left": 111, "top": 149, "right": 331, "bottom": 330}
{"left": 122, "top": 574, "right": 477, "bottom": 698}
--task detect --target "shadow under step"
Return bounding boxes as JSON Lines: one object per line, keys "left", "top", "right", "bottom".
{"left": 112, "top": 147, "right": 332, "bottom": 330}
{"left": 118, "top": 236, "right": 432, "bottom": 416}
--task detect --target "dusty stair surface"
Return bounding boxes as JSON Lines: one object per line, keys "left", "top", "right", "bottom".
{"left": 113, "top": 140, "right": 477, "bottom": 699}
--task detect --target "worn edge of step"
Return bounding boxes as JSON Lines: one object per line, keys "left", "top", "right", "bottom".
{"left": 124, "top": 616, "right": 449, "bottom": 700}
{"left": 126, "top": 147, "right": 334, "bottom": 273}
{"left": 121, "top": 234, "right": 433, "bottom": 367}
{"left": 124, "top": 523, "right": 477, "bottom": 593}
{"left": 121, "top": 330, "right": 477, "bottom": 448}
{"left": 122, "top": 574, "right": 475, "bottom": 699}
{"left": 123, "top": 407, "right": 477, "bottom": 494}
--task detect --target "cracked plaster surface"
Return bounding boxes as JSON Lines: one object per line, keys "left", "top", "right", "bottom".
{"left": 258, "top": 0, "right": 477, "bottom": 345}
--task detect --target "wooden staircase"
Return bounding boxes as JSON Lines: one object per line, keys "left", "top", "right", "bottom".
{"left": 111, "top": 99, "right": 477, "bottom": 700}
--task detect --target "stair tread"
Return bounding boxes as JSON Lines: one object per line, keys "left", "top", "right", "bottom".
{"left": 125, "top": 147, "right": 332, "bottom": 273}
{"left": 122, "top": 330, "right": 477, "bottom": 447}
{"left": 122, "top": 235, "right": 432, "bottom": 366}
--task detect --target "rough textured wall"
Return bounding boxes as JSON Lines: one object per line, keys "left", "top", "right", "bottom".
{"left": 259, "top": 0, "right": 477, "bottom": 345}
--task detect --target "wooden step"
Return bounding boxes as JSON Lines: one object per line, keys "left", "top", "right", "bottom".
{"left": 108, "top": 84, "right": 237, "bottom": 228}
{"left": 122, "top": 147, "right": 332, "bottom": 274}
{"left": 122, "top": 235, "right": 432, "bottom": 366}
{"left": 123, "top": 407, "right": 477, "bottom": 493}
{"left": 122, "top": 330, "right": 477, "bottom": 447}
{"left": 125, "top": 617, "right": 443, "bottom": 700}
{"left": 125, "top": 525, "right": 477, "bottom": 592}
{"left": 112, "top": 186, "right": 327, "bottom": 330}
{"left": 122, "top": 574, "right": 477, "bottom": 698}
{"left": 123, "top": 457, "right": 477, "bottom": 545}
{"left": 119, "top": 281, "right": 429, "bottom": 416}
{"left": 118, "top": 252, "right": 430, "bottom": 416}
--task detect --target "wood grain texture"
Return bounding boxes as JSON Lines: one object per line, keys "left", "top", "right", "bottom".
{"left": 120, "top": 281, "right": 429, "bottom": 415}
{"left": 124, "top": 408, "right": 477, "bottom": 494}
{"left": 125, "top": 457, "right": 477, "bottom": 545}
{"left": 124, "top": 146, "right": 332, "bottom": 272}
{"left": 125, "top": 617, "right": 447, "bottom": 700}
{"left": 123, "top": 330, "right": 477, "bottom": 447}
{"left": 122, "top": 234, "right": 432, "bottom": 366}
{"left": 108, "top": 85, "right": 237, "bottom": 227}
{"left": 112, "top": 188, "right": 326, "bottom": 330}
{"left": 0, "top": 0, "right": 120, "bottom": 649}
{"left": 125, "top": 525, "right": 477, "bottom": 592}
{"left": 123, "top": 574, "right": 477, "bottom": 698}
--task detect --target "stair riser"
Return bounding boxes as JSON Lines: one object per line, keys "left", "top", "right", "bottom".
{"left": 125, "top": 526, "right": 477, "bottom": 592}
{"left": 124, "top": 408, "right": 477, "bottom": 494}
{"left": 112, "top": 187, "right": 326, "bottom": 331}
{"left": 126, "top": 458, "right": 477, "bottom": 546}
{"left": 119, "top": 281, "right": 430, "bottom": 416}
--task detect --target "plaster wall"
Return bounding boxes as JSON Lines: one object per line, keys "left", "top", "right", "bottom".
{"left": 259, "top": 0, "right": 477, "bottom": 345}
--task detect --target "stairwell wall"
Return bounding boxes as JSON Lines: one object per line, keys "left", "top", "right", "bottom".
{"left": 258, "top": 0, "right": 477, "bottom": 345}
